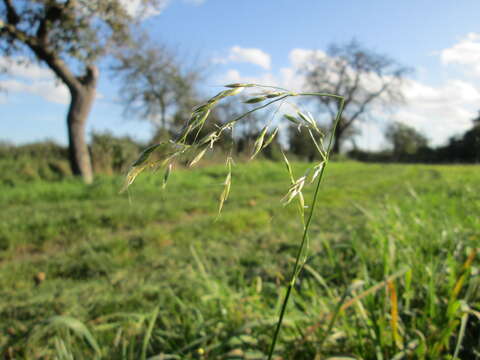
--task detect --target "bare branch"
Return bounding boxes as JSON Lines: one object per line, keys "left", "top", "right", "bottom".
{"left": 344, "top": 82, "right": 389, "bottom": 129}
{"left": 3, "top": 0, "right": 19, "bottom": 25}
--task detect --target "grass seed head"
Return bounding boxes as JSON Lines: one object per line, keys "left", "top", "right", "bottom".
{"left": 218, "top": 170, "right": 232, "bottom": 215}
{"left": 189, "top": 147, "right": 209, "bottom": 167}
{"left": 224, "top": 83, "right": 255, "bottom": 88}
{"left": 244, "top": 96, "right": 268, "bottom": 104}
{"left": 250, "top": 126, "right": 269, "bottom": 160}
{"left": 210, "top": 88, "right": 244, "bottom": 103}
{"left": 265, "top": 91, "right": 285, "bottom": 98}
{"left": 309, "top": 162, "right": 325, "bottom": 184}
{"left": 162, "top": 163, "right": 172, "bottom": 189}
{"left": 284, "top": 114, "right": 302, "bottom": 126}
{"left": 298, "top": 111, "right": 319, "bottom": 132}
{"left": 262, "top": 128, "right": 279, "bottom": 149}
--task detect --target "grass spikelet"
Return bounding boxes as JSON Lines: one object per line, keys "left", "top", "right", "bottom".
{"left": 209, "top": 87, "right": 244, "bottom": 102}
{"left": 218, "top": 157, "right": 233, "bottom": 215}
{"left": 298, "top": 111, "right": 320, "bottom": 133}
{"left": 198, "top": 131, "right": 219, "bottom": 148}
{"left": 244, "top": 96, "right": 268, "bottom": 104}
{"left": 282, "top": 175, "right": 306, "bottom": 205}
{"left": 262, "top": 128, "right": 279, "bottom": 149}
{"left": 307, "top": 129, "right": 327, "bottom": 161}
{"left": 162, "top": 163, "right": 172, "bottom": 189}
{"left": 224, "top": 83, "right": 255, "bottom": 88}
{"left": 132, "top": 144, "right": 161, "bottom": 167}
{"left": 284, "top": 113, "right": 301, "bottom": 126}
{"left": 120, "top": 144, "right": 161, "bottom": 193}
{"left": 281, "top": 151, "right": 295, "bottom": 185}
{"left": 250, "top": 126, "right": 268, "bottom": 160}
{"left": 309, "top": 162, "right": 325, "bottom": 184}
{"left": 189, "top": 147, "right": 209, "bottom": 167}
{"left": 265, "top": 91, "right": 285, "bottom": 98}
{"left": 121, "top": 142, "right": 188, "bottom": 192}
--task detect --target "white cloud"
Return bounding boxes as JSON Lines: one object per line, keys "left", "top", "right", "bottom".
{"left": 0, "top": 78, "right": 70, "bottom": 104}
{"left": 441, "top": 32, "right": 480, "bottom": 77}
{"left": 390, "top": 78, "right": 479, "bottom": 146}
{"left": 289, "top": 48, "right": 326, "bottom": 68}
{"left": 119, "top": 0, "right": 205, "bottom": 18}
{"left": 218, "top": 68, "right": 276, "bottom": 86}
{"left": 221, "top": 69, "right": 242, "bottom": 84}
{"left": 285, "top": 48, "right": 480, "bottom": 147}
{"left": 120, "top": 0, "right": 168, "bottom": 18}
{"left": 0, "top": 57, "right": 52, "bottom": 80}
{"left": 215, "top": 46, "right": 271, "bottom": 70}
{"left": 0, "top": 59, "right": 70, "bottom": 104}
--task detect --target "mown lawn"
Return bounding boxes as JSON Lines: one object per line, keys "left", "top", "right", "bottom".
{"left": 1, "top": 161, "right": 479, "bottom": 359}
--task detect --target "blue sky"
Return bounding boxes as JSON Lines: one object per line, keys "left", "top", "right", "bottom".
{"left": 2, "top": 0, "right": 480, "bottom": 150}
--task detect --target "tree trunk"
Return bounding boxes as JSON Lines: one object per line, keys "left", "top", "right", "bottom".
{"left": 2, "top": 7, "right": 100, "bottom": 183}
{"left": 332, "top": 127, "right": 343, "bottom": 154}
{"left": 66, "top": 67, "right": 98, "bottom": 184}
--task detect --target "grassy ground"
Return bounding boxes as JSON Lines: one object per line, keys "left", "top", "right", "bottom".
{"left": 0, "top": 161, "right": 479, "bottom": 359}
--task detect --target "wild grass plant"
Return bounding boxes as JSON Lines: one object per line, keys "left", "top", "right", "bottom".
{"left": 122, "top": 84, "right": 346, "bottom": 358}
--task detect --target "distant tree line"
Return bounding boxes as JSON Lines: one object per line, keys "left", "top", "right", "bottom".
{"left": 349, "top": 114, "right": 480, "bottom": 163}
{"left": 1, "top": 110, "right": 477, "bottom": 185}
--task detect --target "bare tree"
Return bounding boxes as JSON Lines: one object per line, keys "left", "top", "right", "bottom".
{"left": 0, "top": 0, "right": 161, "bottom": 183}
{"left": 301, "top": 40, "right": 410, "bottom": 153}
{"left": 112, "top": 40, "right": 201, "bottom": 132}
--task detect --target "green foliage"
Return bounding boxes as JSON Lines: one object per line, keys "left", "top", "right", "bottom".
{"left": 91, "top": 132, "right": 142, "bottom": 175}
{"left": 0, "top": 141, "right": 71, "bottom": 184}
{"left": 1, "top": 162, "right": 479, "bottom": 358}
{"left": 385, "top": 121, "right": 428, "bottom": 159}
{"left": 0, "top": 137, "right": 146, "bottom": 184}
{"left": 438, "top": 116, "right": 480, "bottom": 163}
{"left": 0, "top": 0, "right": 161, "bottom": 64}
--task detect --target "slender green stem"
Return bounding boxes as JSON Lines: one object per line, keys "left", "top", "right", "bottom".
{"left": 267, "top": 96, "right": 344, "bottom": 359}
{"left": 223, "top": 94, "right": 292, "bottom": 127}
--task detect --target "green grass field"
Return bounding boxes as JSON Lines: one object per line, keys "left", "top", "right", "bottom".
{"left": 1, "top": 161, "right": 479, "bottom": 359}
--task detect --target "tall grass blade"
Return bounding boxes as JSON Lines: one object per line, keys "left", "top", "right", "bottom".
{"left": 142, "top": 306, "right": 160, "bottom": 360}
{"left": 452, "top": 312, "right": 469, "bottom": 360}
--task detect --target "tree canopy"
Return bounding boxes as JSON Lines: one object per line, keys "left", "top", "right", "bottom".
{"left": 385, "top": 121, "right": 428, "bottom": 160}
{"left": 112, "top": 39, "right": 200, "bottom": 131}
{"left": 0, "top": 0, "right": 161, "bottom": 183}
{"left": 300, "top": 40, "right": 410, "bottom": 153}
